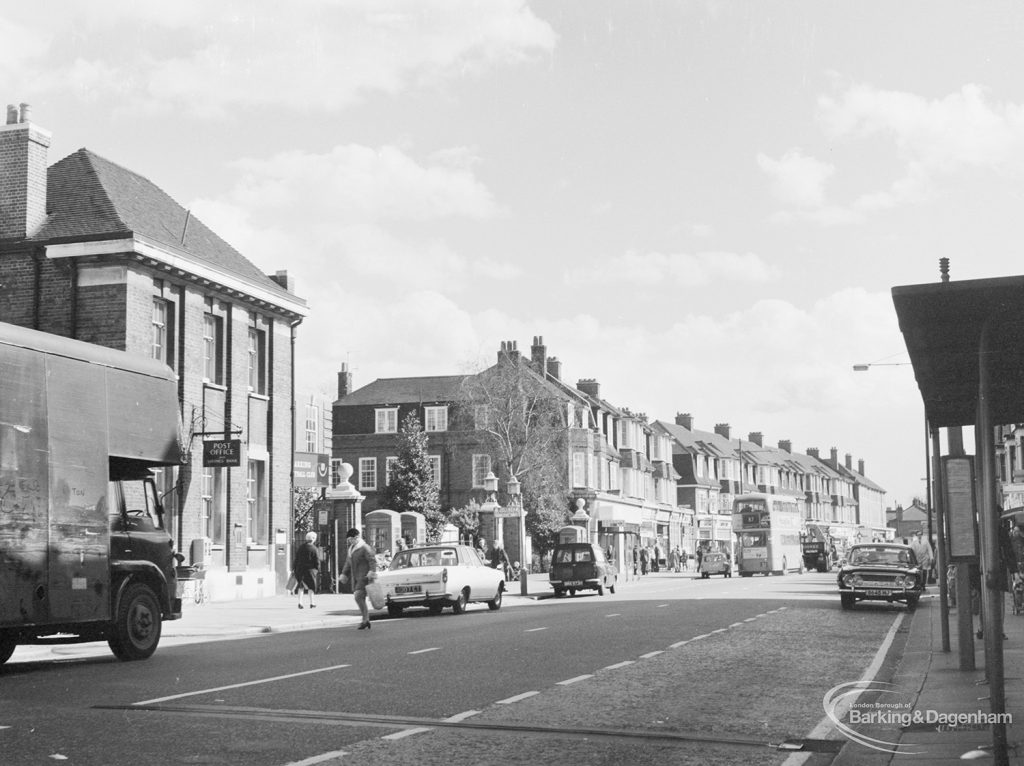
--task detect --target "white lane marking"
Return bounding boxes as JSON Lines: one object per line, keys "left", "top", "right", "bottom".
{"left": 744, "top": 617, "right": 758, "bottom": 622}
{"left": 444, "top": 710, "right": 480, "bottom": 722}
{"left": 711, "top": 628, "right": 727, "bottom": 634}
{"left": 282, "top": 750, "right": 349, "bottom": 765}
{"left": 496, "top": 691, "right": 540, "bottom": 704}
{"left": 135, "top": 664, "right": 351, "bottom": 706}
{"left": 729, "top": 622, "right": 745, "bottom": 628}
{"left": 525, "top": 627, "right": 548, "bottom": 632}
{"left": 640, "top": 651, "right": 663, "bottom": 659}
{"left": 691, "top": 633, "right": 709, "bottom": 641}
{"left": 656, "top": 604, "right": 668, "bottom": 608}
{"left": 408, "top": 647, "right": 439, "bottom": 655}
{"left": 557, "top": 674, "right": 593, "bottom": 686}
{"left": 603, "top": 661, "right": 635, "bottom": 670}
{"left": 382, "top": 727, "right": 432, "bottom": 741}
{"left": 669, "top": 640, "right": 689, "bottom": 648}
{"left": 605, "top": 613, "right": 621, "bottom": 617}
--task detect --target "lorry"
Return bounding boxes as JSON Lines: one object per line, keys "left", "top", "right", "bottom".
{"left": 801, "top": 523, "right": 836, "bottom": 573}
{"left": 0, "top": 321, "right": 182, "bottom": 664}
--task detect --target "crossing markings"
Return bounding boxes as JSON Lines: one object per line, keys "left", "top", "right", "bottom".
{"left": 408, "top": 647, "right": 439, "bottom": 655}
{"left": 134, "top": 663, "right": 352, "bottom": 706}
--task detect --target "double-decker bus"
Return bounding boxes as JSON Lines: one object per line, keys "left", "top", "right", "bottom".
{"left": 732, "top": 493, "right": 804, "bottom": 576}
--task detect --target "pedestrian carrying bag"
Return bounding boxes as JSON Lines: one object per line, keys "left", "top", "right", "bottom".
{"left": 366, "top": 579, "right": 386, "bottom": 610}
{"left": 286, "top": 573, "right": 298, "bottom": 594}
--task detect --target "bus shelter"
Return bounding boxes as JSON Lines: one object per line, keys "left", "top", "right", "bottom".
{"left": 892, "top": 269, "right": 1024, "bottom": 766}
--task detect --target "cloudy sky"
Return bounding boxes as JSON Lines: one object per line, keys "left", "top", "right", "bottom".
{"left": 5, "top": 1, "right": 1023, "bottom": 507}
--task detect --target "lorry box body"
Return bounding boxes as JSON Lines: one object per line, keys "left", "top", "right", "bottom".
{"left": 0, "top": 321, "right": 182, "bottom": 663}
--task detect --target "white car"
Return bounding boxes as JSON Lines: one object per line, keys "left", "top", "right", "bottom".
{"left": 377, "top": 544, "right": 505, "bottom": 617}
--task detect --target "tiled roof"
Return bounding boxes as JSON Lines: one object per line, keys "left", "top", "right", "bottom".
{"left": 32, "top": 149, "right": 289, "bottom": 295}
{"left": 337, "top": 375, "right": 470, "bottom": 406}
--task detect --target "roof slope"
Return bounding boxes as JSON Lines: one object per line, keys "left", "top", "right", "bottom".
{"left": 33, "top": 149, "right": 288, "bottom": 295}
{"left": 337, "top": 375, "right": 471, "bottom": 406}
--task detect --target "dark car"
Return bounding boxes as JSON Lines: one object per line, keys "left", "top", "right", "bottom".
{"left": 549, "top": 542, "right": 617, "bottom": 597}
{"left": 837, "top": 543, "right": 925, "bottom": 610}
{"left": 699, "top": 552, "right": 732, "bottom": 579}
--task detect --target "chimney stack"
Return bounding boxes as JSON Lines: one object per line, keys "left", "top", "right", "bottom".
{"left": 675, "top": 413, "right": 694, "bottom": 430}
{"left": 749, "top": 432, "right": 763, "bottom": 447}
{"left": 807, "top": 447, "right": 821, "bottom": 459}
{"left": 845, "top": 453, "right": 853, "bottom": 469}
{"left": 830, "top": 447, "right": 839, "bottom": 466}
{"left": 0, "top": 101, "right": 52, "bottom": 239}
{"left": 577, "top": 378, "right": 601, "bottom": 399}
{"left": 498, "top": 340, "right": 520, "bottom": 365}
{"left": 530, "top": 336, "right": 547, "bottom": 377}
{"left": 858, "top": 459, "right": 865, "bottom": 476}
{"left": 547, "top": 356, "right": 561, "bottom": 380}
{"left": 337, "top": 362, "right": 353, "bottom": 398}
{"left": 269, "top": 270, "right": 295, "bottom": 292}
{"left": 714, "top": 423, "right": 731, "bottom": 440}
{"left": 778, "top": 439, "right": 791, "bottom": 453}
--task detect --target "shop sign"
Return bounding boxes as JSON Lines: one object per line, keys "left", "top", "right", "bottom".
{"left": 203, "top": 439, "right": 241, "bottom": 467}
{"left": 293, "top": 452, "right": 329, "bottom": 487}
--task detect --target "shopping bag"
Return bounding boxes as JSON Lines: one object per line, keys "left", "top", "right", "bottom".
{"left": 286, "top": 573, "right": 298, "bottom": 594}
{"left": 366, "top": 579, "right": 386, "bottom": 610}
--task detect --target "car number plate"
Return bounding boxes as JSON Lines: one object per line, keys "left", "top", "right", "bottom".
{"left": 865, "top": 589, "right": 892, "bottom": 596}
{"left": 563, "top": 580, "right": 583, "bottom": 586}
{"left": 395, "top": 585, "right": 422, "bottom": 594}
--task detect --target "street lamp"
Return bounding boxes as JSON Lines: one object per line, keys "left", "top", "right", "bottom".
{"left": 506, "top": 475, "right": 529, "bottom": 596}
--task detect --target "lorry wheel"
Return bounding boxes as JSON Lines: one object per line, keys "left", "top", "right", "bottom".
{"left": 108, "top": 583, "right": 162, "bottom": 661}
{"left": 0, "top": 635, "right": 16, "bottom": 665}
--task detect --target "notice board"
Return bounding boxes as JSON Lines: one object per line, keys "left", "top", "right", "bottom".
{"left": 943, "top": 455, "right": 978, "bottom": 561}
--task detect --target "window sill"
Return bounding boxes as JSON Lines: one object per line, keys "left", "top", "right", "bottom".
{"left": 246, "top": 544, "right": 268, "bottom": 551}
{"left": 248, "top": 391, "right": 270, "bottom": 402}
{"left": 204, "top": 381, "right": 227, "bottom": 392}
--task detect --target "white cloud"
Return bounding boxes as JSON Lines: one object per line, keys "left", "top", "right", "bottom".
{"left": 565, "top": 250, "right": 780, "bottom": 287}
{"left": 5, "top": 0, "right": 557, "bottom": 114}
{"left": 757, "top": 149, "right": 834, "bottom": 208}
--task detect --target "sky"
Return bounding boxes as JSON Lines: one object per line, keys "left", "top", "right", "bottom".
{"left": 4, "top": 1, "right": 1024, "bottom": 509}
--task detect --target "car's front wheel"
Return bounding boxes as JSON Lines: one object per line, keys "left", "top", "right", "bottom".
{"left": 597, "top": 583, "right": 605, "bottom": 596}
{"left": 840, "top": 592, "right": 855, "bottom": 610}
{"left": 487, "top": 589, "right": 502, "bottom": 611}
{"left": 387, "top": 603, "right": 404, "bottom": 618}
{"left": 906, "top": 594, "right": 920, "bottom": 610}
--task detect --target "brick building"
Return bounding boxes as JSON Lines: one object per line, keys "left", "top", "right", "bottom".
{"left": 0, "top": 103, "right": 307, "bottom": 600}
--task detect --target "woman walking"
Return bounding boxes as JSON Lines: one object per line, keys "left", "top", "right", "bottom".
{"left": 292, "top": 531, "right": 320, "bottom": 609}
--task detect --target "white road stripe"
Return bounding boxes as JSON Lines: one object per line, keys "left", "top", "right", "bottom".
{"left": 744, "top": 617, "right": 757, "bottom": 622}
{"left": 557, "top": 674, "right": 593, "bottom": 686}
{"left": 443, "top": 710, "right": 480, "bottom": 722}
{"left": 496, "top": 691, "right": 539, "bottom": 704}
{"left": 603, "top": 661, "right": 635, "bottom": 670}
{"left": 729, "top": 622, "right": 745, "bottom": 628}
{"left": 640, "top": 651, "right": 663, "bottom": 659}
{"left": 656, "top": 604, "right": 668, "bottom": 608}
{"left": 282, "top": 750, "right": 349, "bottom": 765}
{"left": 408, "top": 647, "right": 439, "bottom": 655}
{"left": 605, "top": 613, "right": 621, "bottom": 617}
{"left": 525, "top": 627, "right": 548, "bottom": 632}
{"left": 382, "top": 727, "right": 432, "bottom": 740}
{"left": 669, "top": 640, "right": 689, "bottom": 648}
{"left": 690, "top": 633, "right": 709, "bottom": 641}
{"left": 135, "top": 664, "right": 352, "bottom": 706}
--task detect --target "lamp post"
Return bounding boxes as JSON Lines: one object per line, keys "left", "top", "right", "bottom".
{"left": 506, "top": 475, "right": 529, "bottom": 596}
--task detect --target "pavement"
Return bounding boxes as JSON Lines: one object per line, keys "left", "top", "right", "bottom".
{"left": 831, "top": 589, "right": 1024, "bottom": 765}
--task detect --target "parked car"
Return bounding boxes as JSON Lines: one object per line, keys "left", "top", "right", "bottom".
{"left": 376, "top": 544, "right": 504, "bottom": 617}
{"left": 837, "top": 543, "right": 925, "bottom": 610}
{"left": 549, "top": 542, "right": 617, "bottom": 597}
{"left": 699, "top": 552, "right": 732, "bottom": 578}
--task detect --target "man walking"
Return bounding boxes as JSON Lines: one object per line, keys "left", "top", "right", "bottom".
{"left": 340, "top": 528, "right": 377, "bottom": 630}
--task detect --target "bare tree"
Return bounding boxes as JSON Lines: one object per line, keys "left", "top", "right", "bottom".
{"left": 457, "top": 356, "right": 571, "bottom": 551}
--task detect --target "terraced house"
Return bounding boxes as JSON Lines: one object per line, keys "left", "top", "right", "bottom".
{"left": 0, "top": 103, "right": 307, "bottom": 600}
{"left": 331, "top": 337, "right": 681, "bottom": 572}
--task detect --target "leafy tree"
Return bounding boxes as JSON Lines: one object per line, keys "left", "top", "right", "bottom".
{"left": 380, "top": 412, "right": 445, "bottom": 541}
{"left": 457, "top": 355, "right": 571, "bottom": 554}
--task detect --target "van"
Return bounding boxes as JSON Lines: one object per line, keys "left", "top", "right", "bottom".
{"left": 549, "top": 542, "right": 617, "bottom": 597}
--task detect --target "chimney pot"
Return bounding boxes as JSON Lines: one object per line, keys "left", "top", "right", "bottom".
{"left": 6, "top": 105, "right": 17, "bottom": 124}
{"left": 337, "top": 363, "right": 354, "bottom": 398}
{"left": 675, "top": 413, "right": 693, "bottom": 429}
{"left": 749, "top": 431, "right": 763, "bottom": 447}
{"left": 858, "top": 459, "right": 865, "bottom": 475}
{"left": 714, "top": 423, "right": 731, "bottom": 440}
{"left": 18, "top": 103, "right": 30, "bottom": 123}
{"left": 778, "top": 439, "right": 791, "bottom": 453}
